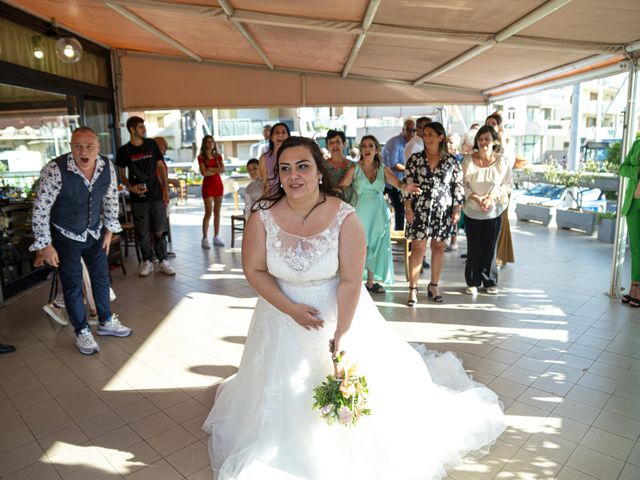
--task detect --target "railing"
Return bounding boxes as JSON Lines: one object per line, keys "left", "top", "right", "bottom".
{"left": 217, "top": 119, "right": 294, "bottom": 137}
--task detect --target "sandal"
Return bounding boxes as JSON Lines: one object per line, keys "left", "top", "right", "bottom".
{"left": 366, "top": 282, "right": 386, "bottom": 294}
{"left": 407, "top": 287, "right": 418, "bottom": 307}
{"left": 427, "top": 282, "right": 443, "bottom": 303}
{"left": 622, "top": 282, "right": 640, "bottom": 303}
{"left": 627, "top": 296, "right": 640, "bottom": 308}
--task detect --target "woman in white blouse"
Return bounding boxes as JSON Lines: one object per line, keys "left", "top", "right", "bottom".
{"left": 461, "top": 125, "right": 512, "bottom": 295}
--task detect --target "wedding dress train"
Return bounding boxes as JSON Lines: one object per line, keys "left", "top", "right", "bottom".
{"left": 203, "top": 202, "right": 505, "bottom": 479}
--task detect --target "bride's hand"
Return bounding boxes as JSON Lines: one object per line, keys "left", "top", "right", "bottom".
{"left": 332, "top": 331, "right": 347, "bottom": 360}
{"left": 288, "top": 303, "right": 324, "bottom": 330}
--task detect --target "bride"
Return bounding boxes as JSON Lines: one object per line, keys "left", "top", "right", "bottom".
{"left": 203, "top": 136, "right": 505, "bottom": 479}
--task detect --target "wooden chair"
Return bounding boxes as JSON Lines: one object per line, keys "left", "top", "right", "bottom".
{"left": 230, "top": 214, "right": 245, "bottom": 248}
{"left": 118, "top": 188, "right": 141, "bottom": 263}
{"left": 390, "top": 229, "right": 410, "bottom": 281}
{"left": 108, "top": 232, "right": 127, "bottom": 275}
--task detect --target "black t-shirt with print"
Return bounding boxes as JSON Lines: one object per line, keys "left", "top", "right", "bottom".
{"left": 116, "top": 138, "right": 163, "bottom": 203}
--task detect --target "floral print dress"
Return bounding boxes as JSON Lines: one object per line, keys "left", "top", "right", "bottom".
{"left": 403, "top": 151, "right": 464, "bottom": 241}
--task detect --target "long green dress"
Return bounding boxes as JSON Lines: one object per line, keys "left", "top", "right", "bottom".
{"left": 353, "top": 163, "right": 394, "bottom": 285}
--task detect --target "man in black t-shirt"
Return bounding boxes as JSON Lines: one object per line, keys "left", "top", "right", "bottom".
{"left": 116, "top": 116, "right": 175, "bottom": 277}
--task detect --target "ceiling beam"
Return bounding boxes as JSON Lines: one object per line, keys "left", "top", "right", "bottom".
{"left": 217, "top": 0, "right": 273, "bottom": 70}
{"left": 482, "top": 54, "right": 619, "bottom": 95}
{"left": 488, "top": 64, "right": 620, "bottom": 102}
{"left": 413, "top": 0, "right": 574, "bottom": 85}
{"left": 104, "top": 3, "right": 202, "bottom": 61}
{"left": 101, "top": 0, "right": 620, "bottom": 55}
{"left": 341, "top": 0, "right": 381, "bottom": 78}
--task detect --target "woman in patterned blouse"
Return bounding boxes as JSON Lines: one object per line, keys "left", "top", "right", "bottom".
{"left": 403, "top": 122, "right": 464, "bottom": 306}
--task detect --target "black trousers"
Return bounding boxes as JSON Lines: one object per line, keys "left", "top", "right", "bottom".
{"left": 464, "top": 215, "right": 502, "bottom": 288}
{"left": 385, "top": 186, "right": 404, "bottom": 231}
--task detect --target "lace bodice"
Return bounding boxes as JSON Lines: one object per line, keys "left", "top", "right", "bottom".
{"left": 258, "top": 202, "right": 354, "bottom": 284}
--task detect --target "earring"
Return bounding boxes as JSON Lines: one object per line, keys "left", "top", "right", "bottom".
{"left": 280, "top": 184, "right": 283, "bottom": 188}
{"left": 319, "top": 177, "right": 323, "bottom": 185}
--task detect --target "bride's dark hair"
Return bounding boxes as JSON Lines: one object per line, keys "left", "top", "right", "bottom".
{"left": 253, "top": 136, "right": 349, "bottom": 212}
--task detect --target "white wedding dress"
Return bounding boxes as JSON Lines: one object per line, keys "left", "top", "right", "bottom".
{"left": 203, "top": 202, "right": 505, "bottom": 480}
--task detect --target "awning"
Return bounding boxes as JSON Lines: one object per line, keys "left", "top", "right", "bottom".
{"left": 5, "top": 0, "right": 640, "bottom": 108}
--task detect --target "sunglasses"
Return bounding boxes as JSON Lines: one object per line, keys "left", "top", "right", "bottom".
{"left": 405, "top": 128, "right": 416, "bottom": 133}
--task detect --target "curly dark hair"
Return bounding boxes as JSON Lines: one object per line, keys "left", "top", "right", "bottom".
{"left": 253, "top": 136, "right": 348, "bottom": 212}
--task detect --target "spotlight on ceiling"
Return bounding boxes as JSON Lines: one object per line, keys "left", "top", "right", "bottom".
{"left": 55, "top": 37, "right": 83, "bottom": 64}
{"left": 32, "top": 35, "right": 44, "bottom": 60}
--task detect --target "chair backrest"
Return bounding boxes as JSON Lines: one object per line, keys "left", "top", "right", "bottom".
{"left": 118, "top": 189, "right": 133, "bottom": 224}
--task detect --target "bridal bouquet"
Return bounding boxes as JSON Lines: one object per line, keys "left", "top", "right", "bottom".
{"left": 312, "top": 340, "right": 371, "bottom": 427}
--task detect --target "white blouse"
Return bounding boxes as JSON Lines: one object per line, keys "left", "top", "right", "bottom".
{"left": 461, "top": 154, "right": 512, "bottom": 220}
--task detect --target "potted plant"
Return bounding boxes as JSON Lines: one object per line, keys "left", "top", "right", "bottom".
{"left": 545, "top": 166, "right": 599, "bottom": 235}
{"left": 515, "top": 202, "right": 553, "bottom": 226}
{"left": 596, "top": 211, "right": 617, "bottom": 243}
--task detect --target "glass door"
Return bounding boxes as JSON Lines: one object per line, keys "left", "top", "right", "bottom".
{"left": 0, "top": 82, "right": 80, "bottom": 302}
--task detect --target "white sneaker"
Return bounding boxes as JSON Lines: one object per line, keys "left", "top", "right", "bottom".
{"left": 159, "top": 260, "right": 176, "bottom": 276}
{"left": 96, "top": 314, "right": 132, "bottom": 337}
{"left": 43, "top": 303, "right": 68, "bottom": 326}
{"left": 213, "top": 236, "right": 225, "bottom": 247}
{"left": 201, "top": 237, "right": 210, "bottom": 249}
{"left": 76, "top": 328, "right": 100, "bottom": 355}
{"left": 486, "top": 286, "right": 499, "bottom": 294}
{"left": 465, "top": 286, "right": 478, "bottom": 295}
{"left": 138, "top": 260, "right": 154, "bottom": 277}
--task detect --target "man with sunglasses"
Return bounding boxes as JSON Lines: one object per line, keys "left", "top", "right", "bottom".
{"left": 382, "top": 119, "right": 415, "bottom": 231}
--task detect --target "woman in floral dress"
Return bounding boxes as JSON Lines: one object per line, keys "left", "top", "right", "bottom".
{"left": 404, "top": 122, "right": 464, "bottom": 306}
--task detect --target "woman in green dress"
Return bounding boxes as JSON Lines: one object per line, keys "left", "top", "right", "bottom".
{"left": 340, "top": 135, "right": 420, "bottom": 293}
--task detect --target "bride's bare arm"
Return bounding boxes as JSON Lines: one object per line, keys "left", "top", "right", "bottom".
{"left": 242, "top": 212, "right": 324, "bottom": 330}
{"left": 333, "top": 212, "right": 366, "bottom": 354}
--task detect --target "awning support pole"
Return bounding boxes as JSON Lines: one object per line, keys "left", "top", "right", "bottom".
{"left": 609, "top": 59, "right": 638, "bottom": 297}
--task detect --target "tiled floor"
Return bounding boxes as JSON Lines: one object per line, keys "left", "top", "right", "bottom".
{"left": 0, "top": 198, "right": 639, "bottom": 480}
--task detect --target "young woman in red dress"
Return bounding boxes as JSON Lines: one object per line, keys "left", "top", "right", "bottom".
{"left": 198, "top": 135, "right": 225, "bottom": 248}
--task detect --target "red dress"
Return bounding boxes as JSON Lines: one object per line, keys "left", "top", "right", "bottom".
{"left": 198, "top": 154, "right": 224, "bottom": 198}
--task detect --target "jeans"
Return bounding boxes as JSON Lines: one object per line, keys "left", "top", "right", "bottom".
{"left": 464, "top": 215, "right": 502, "bottom": 288}
{"left": 385, "top": 186, "right": 405, "bottom": 231}
{"left": 52, "top": 229, "right": 111, "bottom": 334}
{"left": 131, "top": 200, "right": 168, "bottom": 262}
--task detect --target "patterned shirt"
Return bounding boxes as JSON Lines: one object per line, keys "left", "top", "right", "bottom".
{"left": 30, "top": 154, "right": 121, "bottom": 251}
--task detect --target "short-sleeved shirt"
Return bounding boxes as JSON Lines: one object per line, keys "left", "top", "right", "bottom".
{"left": 381, "top": 133, "right": 408, "bottom": 187}
{"left": 116, "top": 139, "right": 164, "bottom": 203}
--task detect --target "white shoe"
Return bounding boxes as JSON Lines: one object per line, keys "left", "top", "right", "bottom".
{"left": 201, "top": 237, "right": 211, "bottom": 249}
{"left": 138, "top": 260, "right": 154, "bottom": 277}
{"left": 159, "top": 260, "right": 176, "bottom": 276}
{"left": 213, "top": 236, "right": 225, "bottom": 247}
{"left": 43, "top": 304, "right": 68, "bottom": 326}
{"left": 96, "top": 314, "right": 132, "bottom": 337}
{"left": 486, "top": 286, "right": 499, "bottom": 294}
{"left": 465, "top": 286, "right": 478, "bottom": 295}
{"left": 76, "top": 328, "right": 100, "bottom": 355}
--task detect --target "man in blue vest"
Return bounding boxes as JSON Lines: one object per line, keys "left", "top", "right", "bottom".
{"left": 31, "top": 127, "right": 132, "bottom": 355}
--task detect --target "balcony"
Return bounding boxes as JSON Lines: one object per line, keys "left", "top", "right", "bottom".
{"left": 217, "top": 119, "right": 294, "bottom": 139}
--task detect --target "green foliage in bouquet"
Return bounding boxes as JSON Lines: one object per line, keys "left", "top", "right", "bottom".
{"left": 312, "top": 341, "right": 371, "bottom": 427}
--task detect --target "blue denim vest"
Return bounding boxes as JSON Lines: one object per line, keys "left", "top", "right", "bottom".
{"left": 50, "top": 155, "right": 111, "bottom": 236}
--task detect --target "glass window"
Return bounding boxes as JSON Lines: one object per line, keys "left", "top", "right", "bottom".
{"left": 0, "top": 83, "right": 79, "bottom": 198}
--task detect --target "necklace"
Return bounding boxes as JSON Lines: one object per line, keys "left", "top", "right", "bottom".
{"left": 287, "top": 194, "right": 327, "bottom": 224}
